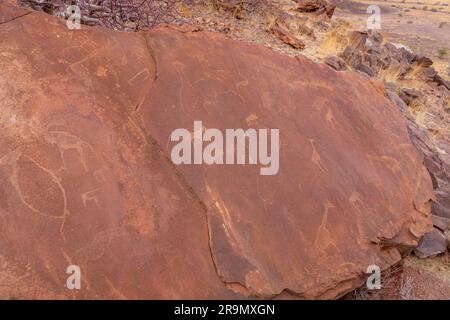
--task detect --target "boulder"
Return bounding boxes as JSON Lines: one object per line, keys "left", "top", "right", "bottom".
{"left": 421, "top": 67, "right": 438, "bottom": 82}
{"left": 405, "top": 122, "right": 450, "bottom": 223}
{"left": 368, "top": 30, "right": 383, "bottom": 46}
{"left": 325, "top": 55, "right": 348, "bottom": 71}
{"left": 294, "top": 0, "right": 336, "bottom": 18}
{"left": 269, "top": 23, "right": 305, "bottom": 49}
{"left": 414, "top": 56, "right": 434, "bottom": 68}
{"left": 387, "top": 90, "right": 410, "bottom": 118}
{"left": 414, "top": 229, "right": 448, "bottom": 258}
{"left": 434, "top": 74, "right": 450, "bottom": 90}
{"left": 433, "top": 202, "right": 450, "bottom": 219}
{"left": 0, "top": 2, "right": 434, "bottom": 299}
{"left": 399, "top": 88, "right": 423, "bottom": 105}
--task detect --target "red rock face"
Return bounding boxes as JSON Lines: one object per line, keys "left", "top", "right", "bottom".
{"left": 0, "top": 2, "right": 434, "bottom": 299}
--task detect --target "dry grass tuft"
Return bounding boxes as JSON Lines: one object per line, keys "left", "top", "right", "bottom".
{"left": 319, "top": 23, "right": 351, "bottom": 57}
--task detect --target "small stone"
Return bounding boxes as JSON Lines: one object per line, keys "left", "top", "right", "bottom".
{"left": 434, "top": 74, "right": 450, "bottom": 90}
{"left": 415, "top": 56, "right": 433, "bottom": 67}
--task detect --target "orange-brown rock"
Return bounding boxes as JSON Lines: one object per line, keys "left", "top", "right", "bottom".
{"left": 0, "top": 2, "right": 434, "bottom": 299}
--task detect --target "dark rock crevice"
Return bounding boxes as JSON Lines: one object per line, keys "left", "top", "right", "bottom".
{"left": 0, "top": 9, "right": 31, "bottom": 26}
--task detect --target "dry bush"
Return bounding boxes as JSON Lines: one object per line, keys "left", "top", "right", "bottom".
{"left": 378, "top": 67, "right": 404, "bottom": 83}
{"left": 18, "top": 0, "right": 192, "bottom": 30}
{"left": 346, "top": 263, "right": 404, "bottom": 300}
{"left": 319, "top": 22, "right": 351, "bottom": 56}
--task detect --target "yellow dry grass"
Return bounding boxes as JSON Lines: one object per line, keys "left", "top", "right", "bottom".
{"left": 318, "top": 22, "right": 352, "bottom": 57}
{"left": 406, "top": 255, "right": 450, "bottom": 284}
{"left": 434, "top": 60, "right": 450, "bottom": 80}
{"left": 353, "top": 0, "right": 450, "bottom": 14}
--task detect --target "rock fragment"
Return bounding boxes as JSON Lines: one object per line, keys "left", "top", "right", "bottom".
{"left": 387, "top": 90, "right": 410, "bottom": 118}
{"left": 415, "top": 56, "right": 433, "bottom": 68}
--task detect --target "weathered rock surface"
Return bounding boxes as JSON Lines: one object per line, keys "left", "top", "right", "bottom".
{"left": 338, "top": 25, "right": 450, "bottom": 230}
{"left": 390, "top": 91, "right": 450, "bottom": 224}
{"left": 399, "top": 88, "right": 423, "bottom": 106}
{"left": 387, "top": 90, "right": 409, "bottom": 117}
{"left": 0, "top": 0, "right": 28, "bottom": 23}
{"left": 0, "top": 2, "right": 434, "bottom": 299}
{"left": 341, "top": 45, "right": 376, "bottom": 77}
{"left": 392, "top": 83, "right": 450, "bottom": 225}
{"left": 414, "top": 229, "right": 448, "bottom": 259}
{"left": 445, "top": 231, "right": 450, "bottom": 250}
{"left": 340, "top": 30, "right": 449, "bottom": 87}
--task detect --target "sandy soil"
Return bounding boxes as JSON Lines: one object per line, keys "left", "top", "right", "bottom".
{"left": 347, "top": 255, "right": 450, "bottom": 299}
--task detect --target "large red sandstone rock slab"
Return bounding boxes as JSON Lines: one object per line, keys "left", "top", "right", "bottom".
{"left": 0, "top": 2, "right": 434, "bottom": 299}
